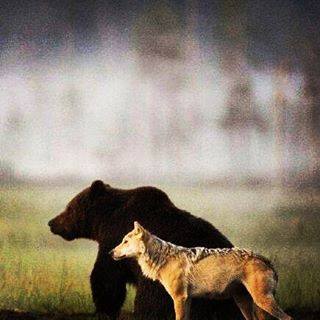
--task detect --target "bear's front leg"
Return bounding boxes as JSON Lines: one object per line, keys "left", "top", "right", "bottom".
{"left": 90, "top": 252, "right": 127, "bottom": 319}
{"left": 134, "top": 278, "right": 174, "bottom": 320}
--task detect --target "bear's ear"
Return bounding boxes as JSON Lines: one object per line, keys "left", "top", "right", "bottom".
{"left": 90, "top": 180, "right": 106, "bottom": 196}
{"left": 134, "top": 221, "right": 145, "bottom": 234}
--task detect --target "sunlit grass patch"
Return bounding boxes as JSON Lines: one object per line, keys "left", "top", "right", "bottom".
{"left": 0, "top": 247, "right": 95, "bottom": 313}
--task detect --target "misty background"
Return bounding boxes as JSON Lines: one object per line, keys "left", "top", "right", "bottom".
{"left": 0, "top": 0, "right": 319, "bottom": 187}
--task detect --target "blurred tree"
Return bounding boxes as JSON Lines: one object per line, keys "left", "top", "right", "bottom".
{"left": 272, "top": 63, "right": 291, "bottom": 188}
{"left": 61, "top": 84, "right": 83, "bottom": 163}
{"left": 218, "top": 0, "right": 268, "bottom": 182}
{"left": 0, "top": 160, "right": 15, "bottom": 184}
{"left": 221, "top": 81, "right": 268, "bottom": 132}
{"left": 132, "top": 1, "right": 188, "bottom": 173}
{"left": 132, "top": 1, "right": 183, "bottom": 64}
{"left": 1, "top": 107, "right": 23, "bottom": 182}
{"left": 285, "top": 0, "right": 320, "bottom": 188}
{"left": 301, "top": 44, "right": 320, "bottom": 188}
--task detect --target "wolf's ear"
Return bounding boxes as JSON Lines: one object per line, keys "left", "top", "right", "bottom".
{"left": 134, "top": 221, "right": 145, "bottom": 234}
{"left": 90, "top": 180, "right": 106, "bottom": 197}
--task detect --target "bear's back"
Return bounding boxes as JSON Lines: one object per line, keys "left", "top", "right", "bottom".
{"left": 115, "top": 185, "right": 233, "bottom": 250}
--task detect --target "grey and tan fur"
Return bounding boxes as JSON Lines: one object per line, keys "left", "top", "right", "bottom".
{"left": 110, "top": 222, "right": 292, "bottom": 320}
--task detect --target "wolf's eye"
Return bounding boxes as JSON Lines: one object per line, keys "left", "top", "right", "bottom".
{"left": 124, "top": 240, "right": 128, "bottom": 244}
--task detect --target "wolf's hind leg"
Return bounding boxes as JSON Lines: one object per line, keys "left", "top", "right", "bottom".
{"left": 233, "top": 292, "right": 254, "bottom": 320}
{"left": 253, "top": 304, "right": 267, "bottom": 320}
{"left": 243, "top": 265, "right": 292, "bottom": 320}
{"left": 244, "top": 279, "right": 292, "bottom": 319}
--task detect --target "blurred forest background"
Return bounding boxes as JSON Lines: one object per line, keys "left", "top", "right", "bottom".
{"left": 0, "top": 0, "right": 319, "bottom": 188}
{"left": 0, "top": 1, "right": 320, "bottom": 319}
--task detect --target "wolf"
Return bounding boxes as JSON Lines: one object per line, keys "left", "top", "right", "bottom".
{"left": 110, "top": 222, "right": 293, "bottom": 320}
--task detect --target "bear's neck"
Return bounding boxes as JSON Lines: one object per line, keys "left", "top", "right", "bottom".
{"left": 90, "top": 213, "right": 125, "bottom": 244}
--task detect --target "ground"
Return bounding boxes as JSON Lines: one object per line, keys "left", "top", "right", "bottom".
{"left": 0, "top": 310, "right": 319, "bottom": 320}
{"left": 0, "top": 183, "right": 319, "bottom": 319}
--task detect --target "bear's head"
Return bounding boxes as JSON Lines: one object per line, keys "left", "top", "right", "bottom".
{"left": 48, "top": 180, "right": 115, "bottom": 241}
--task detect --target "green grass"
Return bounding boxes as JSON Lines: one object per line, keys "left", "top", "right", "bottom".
{"left": 0, "top": 184, "right": 319, "bottom": 316}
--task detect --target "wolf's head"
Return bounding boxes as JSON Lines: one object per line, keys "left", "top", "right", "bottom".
{"left": 110, "top": 221, "right": 149, "bottom": 260}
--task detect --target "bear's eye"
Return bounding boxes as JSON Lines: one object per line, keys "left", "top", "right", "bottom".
{"left": 124, "top": 240, "right": 128, "bottom": 244}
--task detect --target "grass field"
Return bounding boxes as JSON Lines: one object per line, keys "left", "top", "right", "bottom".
{"left": 0, "top": 183, "right": 319, "bottom": 318}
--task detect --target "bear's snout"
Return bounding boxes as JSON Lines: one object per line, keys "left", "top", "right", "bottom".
{"left": 48, "top": 215, "right": 76, "bottom": 241}
{"left": 48, "top": 216, "right": 65, "bottom": 234}
{"left": 48, "top": 218, "right": 60, "bottom": 233}
{"left": 48, "top": 219, "right": 54, "bottom": 227}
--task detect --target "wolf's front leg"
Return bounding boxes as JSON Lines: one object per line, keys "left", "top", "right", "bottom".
{"left": 173, "top": 296, "right": 190, "bottom": 320}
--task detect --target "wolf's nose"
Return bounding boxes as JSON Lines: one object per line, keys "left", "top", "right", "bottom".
{"left": 48, "top": 220, "right": 54, "bottom": 227}
{"left": 109, "top": 249, "right": 114, "bottom": 255}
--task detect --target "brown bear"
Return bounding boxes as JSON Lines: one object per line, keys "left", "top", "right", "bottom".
{"left": 48, "top": 181, "right": 244, "bottom": 320}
